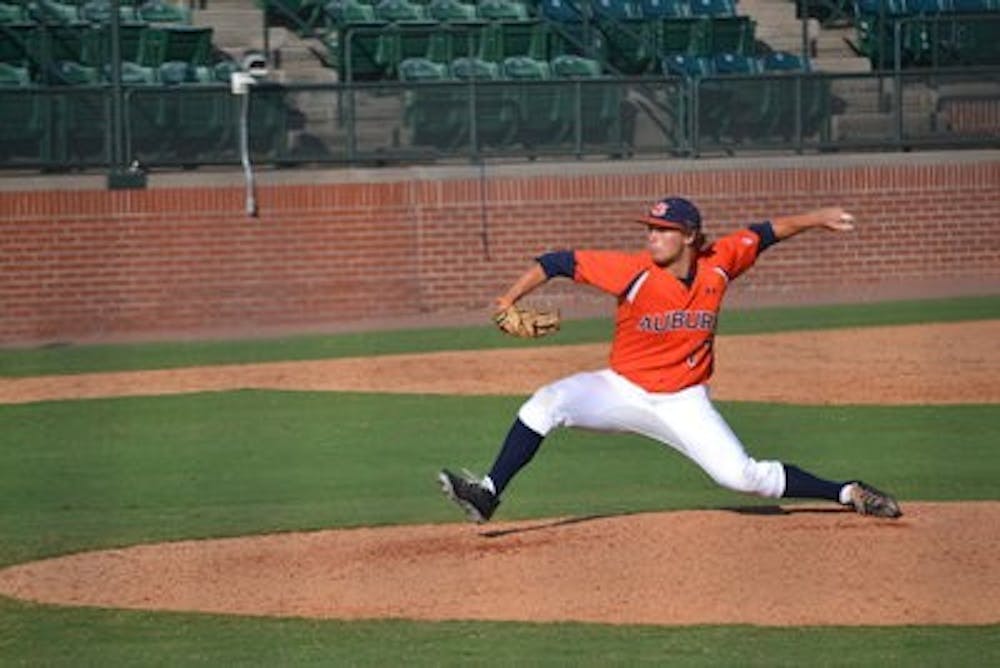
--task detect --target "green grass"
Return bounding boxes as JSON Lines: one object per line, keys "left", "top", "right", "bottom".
{"left": 1, "top": 391, "right": 997, "bottom": 569}
{"left": 1, "top": 295, "right": 997, "bottom": 377}
{"left": 2, "top": 599, "right": 997, "bottom": 667}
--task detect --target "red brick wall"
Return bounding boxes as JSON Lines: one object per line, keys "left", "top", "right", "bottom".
{"left": 2, "top": 156, "right": 999, "bottom": 345}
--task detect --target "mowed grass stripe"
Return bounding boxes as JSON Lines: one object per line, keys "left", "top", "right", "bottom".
{"left": 1, "top": 390, "right": 996, "bottom": 568}
{"left": 1, "top": 599, "right": 997, "bottom": 667}
{"left": 1, "top": 295, "right": 997, "bottom": 378}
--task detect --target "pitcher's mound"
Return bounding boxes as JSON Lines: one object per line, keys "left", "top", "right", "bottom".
{"left": 1, "top": 502, "right": 997, "bottom": 626}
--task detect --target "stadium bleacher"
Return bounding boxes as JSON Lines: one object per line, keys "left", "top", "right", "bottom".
{"left": 853, "top": 0, "right": 1000, "bottom": 68}
{"left": 0, "top": 1, "right": 297, "bottom": 167}
{"left": 289, "top": 0, "right": 765, "bottom": 79}
{"left": 2, "top": 1, "right": 997, "bottom": 169}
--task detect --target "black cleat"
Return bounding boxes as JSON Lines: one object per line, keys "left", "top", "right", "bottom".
{"left": 846, "top": 481, "right": 903, "bottom": 518}
{"left": 438, "top": 468, "right": 500, "bottom": 523}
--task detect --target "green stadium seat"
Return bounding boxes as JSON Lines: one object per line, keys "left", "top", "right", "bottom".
{"left": 0, "top": 58, "right": 28, "bottom": 82}
{"left": 375, "top": 21, "right": 439, "bottom": 78}
{"left": 550, "top": 54, "right": 623, "bottom": 147}
{"left": 538, "top": 0, "right": 579, "bottom": 22}
{"left": 502, "top": 55, "right": 571, "bottom": 148}
{"left": 111, "top": 58, "right": 156, "bottom": 82}
{"left": 325, "top": 0, "right": 377, "bottom": 22}
{"left": 687, "top": 0, "right": 735, "bottom": 17}
{"left": 157, "top": 58, "right": 195, "bottom": 83}
{"left": 38, "top": 22, "right": 104, "bottom": 84}
{"left": 399, "top": 56, "right": 464, "bottom": 148}
{"left": 373, "top": 0, "right": 426, "bottom": 21}
{"left": 325, "top": 0, "right": 388, "bottom": 79}
{"left": 661, "top": 52, "right": 709, "bottom": 77}
{"left": 113, "top": 21, "right": 151, "bottom": 63}
{"left": 477, "top": 0, "right": 530, "bottom": 20}
{"left": 79, "top": 0, "right": 139, "bottom": 22}
{"left": 476, "top": 18, "right": 546, "bottom": 61}
{"left": 451, "top": 55, "right": 518, "bottom": 147}
{"left": 501, "top": 53, "right": 550, "bottom": 78}
{"left": 604, "top": 22, "right": 659, "bottom": 73}
{"left": 450, "top": 54, "right": 500, "bottom": 77}
{"left": 593, "top": 0, "right": 640, "bottom": 19}
{"left": 705, "top": 15, "right": 754, "bottom": 55}
{"left": 550, "top": 52, "right": 602, "bottom": 76}
{"left": 640, "top": 0, "right": 690, "bottom": 17}
{"left": 0, "top": 2, "right": 27, "bottom": 23}
{"left": 30, "top": 0, "right": 80, "bottom": 23}
{"left": 328, "top": 14, "right": 390, "bottom": 80}
{"left": 52, "top": 56, "right": 98, "bottom": 83}
{"left": 370, "top": 0, "right": 439, "bottom": 76}
{"left": 189, "top": 57, "right": 237, "bottom": 83}
{"left": 710, "top": 51, "right": 758, "bottom": 73}
{"left": 422, "top": 22, "right": 484, "bottom": 62}
{"left": 399, "top": 54, "right": 449, "bottom": 79}
{"left": 0, "top": 22, "right": 41, "bottom": 77}
{"left": 853, "top": 0, "right": 907, "bottom": 68}
{"left": 538, "top": 0, "right": 611, "bottom": 63}
{"left": 591, "top": 0, "right": 659, "bottom": 75}
{"left": 44, "top": 21, "right": 98, "bottom": 64}
{"left": 760, "top": 50, "right": 809, "bottom": 71}
{"left": 426, "top": 0, "right": 475, "bottom": 21}
{"left": 656, "top": 17, "right": 706, "bottom": 54}
{"left": 137, "top": 0, "right": 191, "bottom": 24}
{"left": 145, "top": 24, "right": 212, "bottom": 66}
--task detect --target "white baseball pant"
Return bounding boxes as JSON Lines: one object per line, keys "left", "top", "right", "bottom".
{"left": 516, "top": 369, "right": 787, "bottom": 498}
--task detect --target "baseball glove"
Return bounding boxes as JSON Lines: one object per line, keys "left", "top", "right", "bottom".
{"left": 493, "top": 305, "right": 561, "bottom": 339}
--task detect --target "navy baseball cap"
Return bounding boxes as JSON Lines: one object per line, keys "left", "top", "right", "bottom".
{"left": 637, "top": 197, "right": 702, "bottom": 232}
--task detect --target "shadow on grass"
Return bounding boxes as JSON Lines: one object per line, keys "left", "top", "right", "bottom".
{"left": 720, "top": 504, "right": 849, "bottom": 516}
{"left": 479, "top": 514, "right": 628, "bottom": 539}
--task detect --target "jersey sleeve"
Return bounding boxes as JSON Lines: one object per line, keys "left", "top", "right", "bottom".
{"left": 573, "top": 250, "right": 650, "bottom": 296}
{"left": 711, "top": 229, "right": 765, "bottom": 280}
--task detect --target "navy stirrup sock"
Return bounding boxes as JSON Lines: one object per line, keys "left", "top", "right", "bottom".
{"left": 488, "top": 418, "right": 544, "bottom": 495}
{"left": 782, "top": 464, "right": 844, "bottom": 502}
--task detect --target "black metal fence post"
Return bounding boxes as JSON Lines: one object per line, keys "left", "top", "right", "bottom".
{"left": 107, "top": 0, "right": 145, "bottom": 188}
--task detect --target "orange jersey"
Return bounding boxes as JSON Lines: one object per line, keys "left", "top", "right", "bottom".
{"left": 574, "top": 229, "right": 764, "bottom": 393}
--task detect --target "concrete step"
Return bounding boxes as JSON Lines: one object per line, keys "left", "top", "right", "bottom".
{"left": 813, "top": 55, "right": 871, "bottom": 72}
{"left": 835, "top": 92, "right": 939, "bottom": 113}
{"left": 194, "top": 11, "right": 267, "bottom": 50}
{"left": 831, "top": 110, "right": 936, "bottom": 141}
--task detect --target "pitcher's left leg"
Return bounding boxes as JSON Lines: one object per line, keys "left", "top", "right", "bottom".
{"left": 647, "top": 386, "right": 786, "bottom": 497}
{"left": 650, "top": 386, "right": 901, "bottom": 516}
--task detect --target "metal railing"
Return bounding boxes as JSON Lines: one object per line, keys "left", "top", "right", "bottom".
{"left": 1, "top": 67, "right": 998, "bottom": 172}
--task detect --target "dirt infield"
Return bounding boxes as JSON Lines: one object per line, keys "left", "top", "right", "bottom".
{"left": 2, "top": 502, "right": 998, "bottom": 626}
{"left": 1, "top": 320, "right": 999, "bottom": 626}
{"left": 1, "top": 321, "right": 998, "bottom": 405}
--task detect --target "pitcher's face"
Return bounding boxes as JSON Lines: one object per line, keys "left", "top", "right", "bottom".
{"left": 646, "top": 225, "right": 693, "bottom": 267}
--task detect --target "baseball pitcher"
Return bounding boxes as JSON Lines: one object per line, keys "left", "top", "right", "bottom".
{"left": 439, "top": 196, "right": 902, "bottom": 522}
